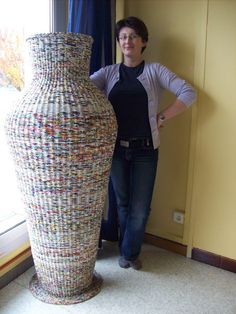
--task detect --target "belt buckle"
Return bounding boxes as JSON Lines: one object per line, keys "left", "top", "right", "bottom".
{"left": 120, "top": 140, "right": 129, "bottom": 148}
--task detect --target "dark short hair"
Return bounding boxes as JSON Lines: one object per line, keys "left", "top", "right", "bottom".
{"left": 115, "top": 16, "right": 148, "bottom": 53}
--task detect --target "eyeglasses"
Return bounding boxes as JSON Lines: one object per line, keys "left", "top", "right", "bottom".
{"left": 118, "top": 34, "right": 139, "bottom": 41}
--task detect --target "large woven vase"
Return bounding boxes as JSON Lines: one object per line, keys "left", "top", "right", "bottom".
{"left": 5, "top": 33, "right": 117, "bottom": 304}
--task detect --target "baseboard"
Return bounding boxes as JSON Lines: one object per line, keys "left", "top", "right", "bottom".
{"left": 144, "top": 233, "right": 187, "bottom": 256}
{"left": 192, "top": 248, "right": 236, "bottom": 273}
{"left": 0, "top": 247, "right": 34, "bottom": 289}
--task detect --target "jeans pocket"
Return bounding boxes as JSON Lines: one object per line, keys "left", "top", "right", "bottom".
{"left": 134, "top": 148, "right": 158, "bottom": 162}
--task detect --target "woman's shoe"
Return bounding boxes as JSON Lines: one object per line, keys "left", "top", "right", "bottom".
{"left": 118, "top": 257, "right": 142, "bottom": 270}
{"left": 118, "top": 256, "right": 130, "bottom": 268}
{"left": 129, "top": 259, "right": 142, "bottom": 270}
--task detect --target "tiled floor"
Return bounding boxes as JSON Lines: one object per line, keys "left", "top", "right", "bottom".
{"left": 1, "top": 242, "right": 236, "bottom": 314}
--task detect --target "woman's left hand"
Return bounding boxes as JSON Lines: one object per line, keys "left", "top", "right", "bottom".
{"left": 157, "top": 99, "right": 188, "bottom": 130}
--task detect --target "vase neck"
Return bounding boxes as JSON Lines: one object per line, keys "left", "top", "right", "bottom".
{"left": 27, "top": 33, "right": 93, "bottom": 79}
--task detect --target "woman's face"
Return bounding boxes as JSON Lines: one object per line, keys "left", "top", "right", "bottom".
{"left": 118, "top": 27, "right": 146, "bottom": 59}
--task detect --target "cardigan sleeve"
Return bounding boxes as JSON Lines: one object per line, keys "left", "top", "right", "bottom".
{"left": 90, "top": 68, "right": 106, "bottom": 93}
{"left": 155, "top": 63, "right": 197, "bottom": 107}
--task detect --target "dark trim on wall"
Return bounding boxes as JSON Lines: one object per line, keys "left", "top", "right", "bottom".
{"left": 144, "top": 234, "right": 236, "bottom": 274}
{"left": 144, "top": 233, "right": 187, "bottom": 256}
{"left": 192, "top": 248, "right": 236, "bottom": 273}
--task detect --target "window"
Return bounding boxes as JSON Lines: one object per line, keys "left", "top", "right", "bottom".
{"left": 0, "top": 0, "right": 51, "bottom": 265}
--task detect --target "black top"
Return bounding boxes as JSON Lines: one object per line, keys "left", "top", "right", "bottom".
{"left": 108, "top": 61, "right": 152, "bottom": 139}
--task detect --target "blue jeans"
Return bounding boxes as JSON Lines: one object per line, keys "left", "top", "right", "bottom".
{"left": 110, "top": 145, "right": 158, "bottom": 261}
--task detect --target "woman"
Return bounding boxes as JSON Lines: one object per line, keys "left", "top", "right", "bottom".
{"left": 90, "top": 16, "right": 196, "bottom": 270}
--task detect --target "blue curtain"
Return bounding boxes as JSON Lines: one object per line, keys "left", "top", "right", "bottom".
{"left": 67, "top": 0, "right": 118, "bottom": 242}
{"left": 68, "top": 0, "right": 115, "bottom": 74}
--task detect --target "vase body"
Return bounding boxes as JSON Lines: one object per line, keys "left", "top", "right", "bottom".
{"left": 5, "top": 33, "right": 117, "bottom": 304}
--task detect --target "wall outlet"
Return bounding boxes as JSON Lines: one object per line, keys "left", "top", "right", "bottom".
{"left": 173, "top": 210, "right": 185, "bottom": 224}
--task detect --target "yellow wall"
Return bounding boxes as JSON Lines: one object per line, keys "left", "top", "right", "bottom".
{"left": 125, "top": 0, "right": 236, "bottom": 260}
{"left": 190, "top": 0, "right": 236, "bottom": 259}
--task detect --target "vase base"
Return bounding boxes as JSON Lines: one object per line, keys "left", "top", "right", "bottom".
{"left": 29, "top": 272, "right": 103, "bottom": 304}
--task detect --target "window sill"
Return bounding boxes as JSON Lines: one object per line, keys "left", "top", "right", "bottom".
{"left": 0, "top": 220, "right": 30, "bottom": 272}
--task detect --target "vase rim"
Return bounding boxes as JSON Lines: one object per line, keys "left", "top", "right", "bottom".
{"left": 26, "top": 32, "right": 93, "bottom": 44}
